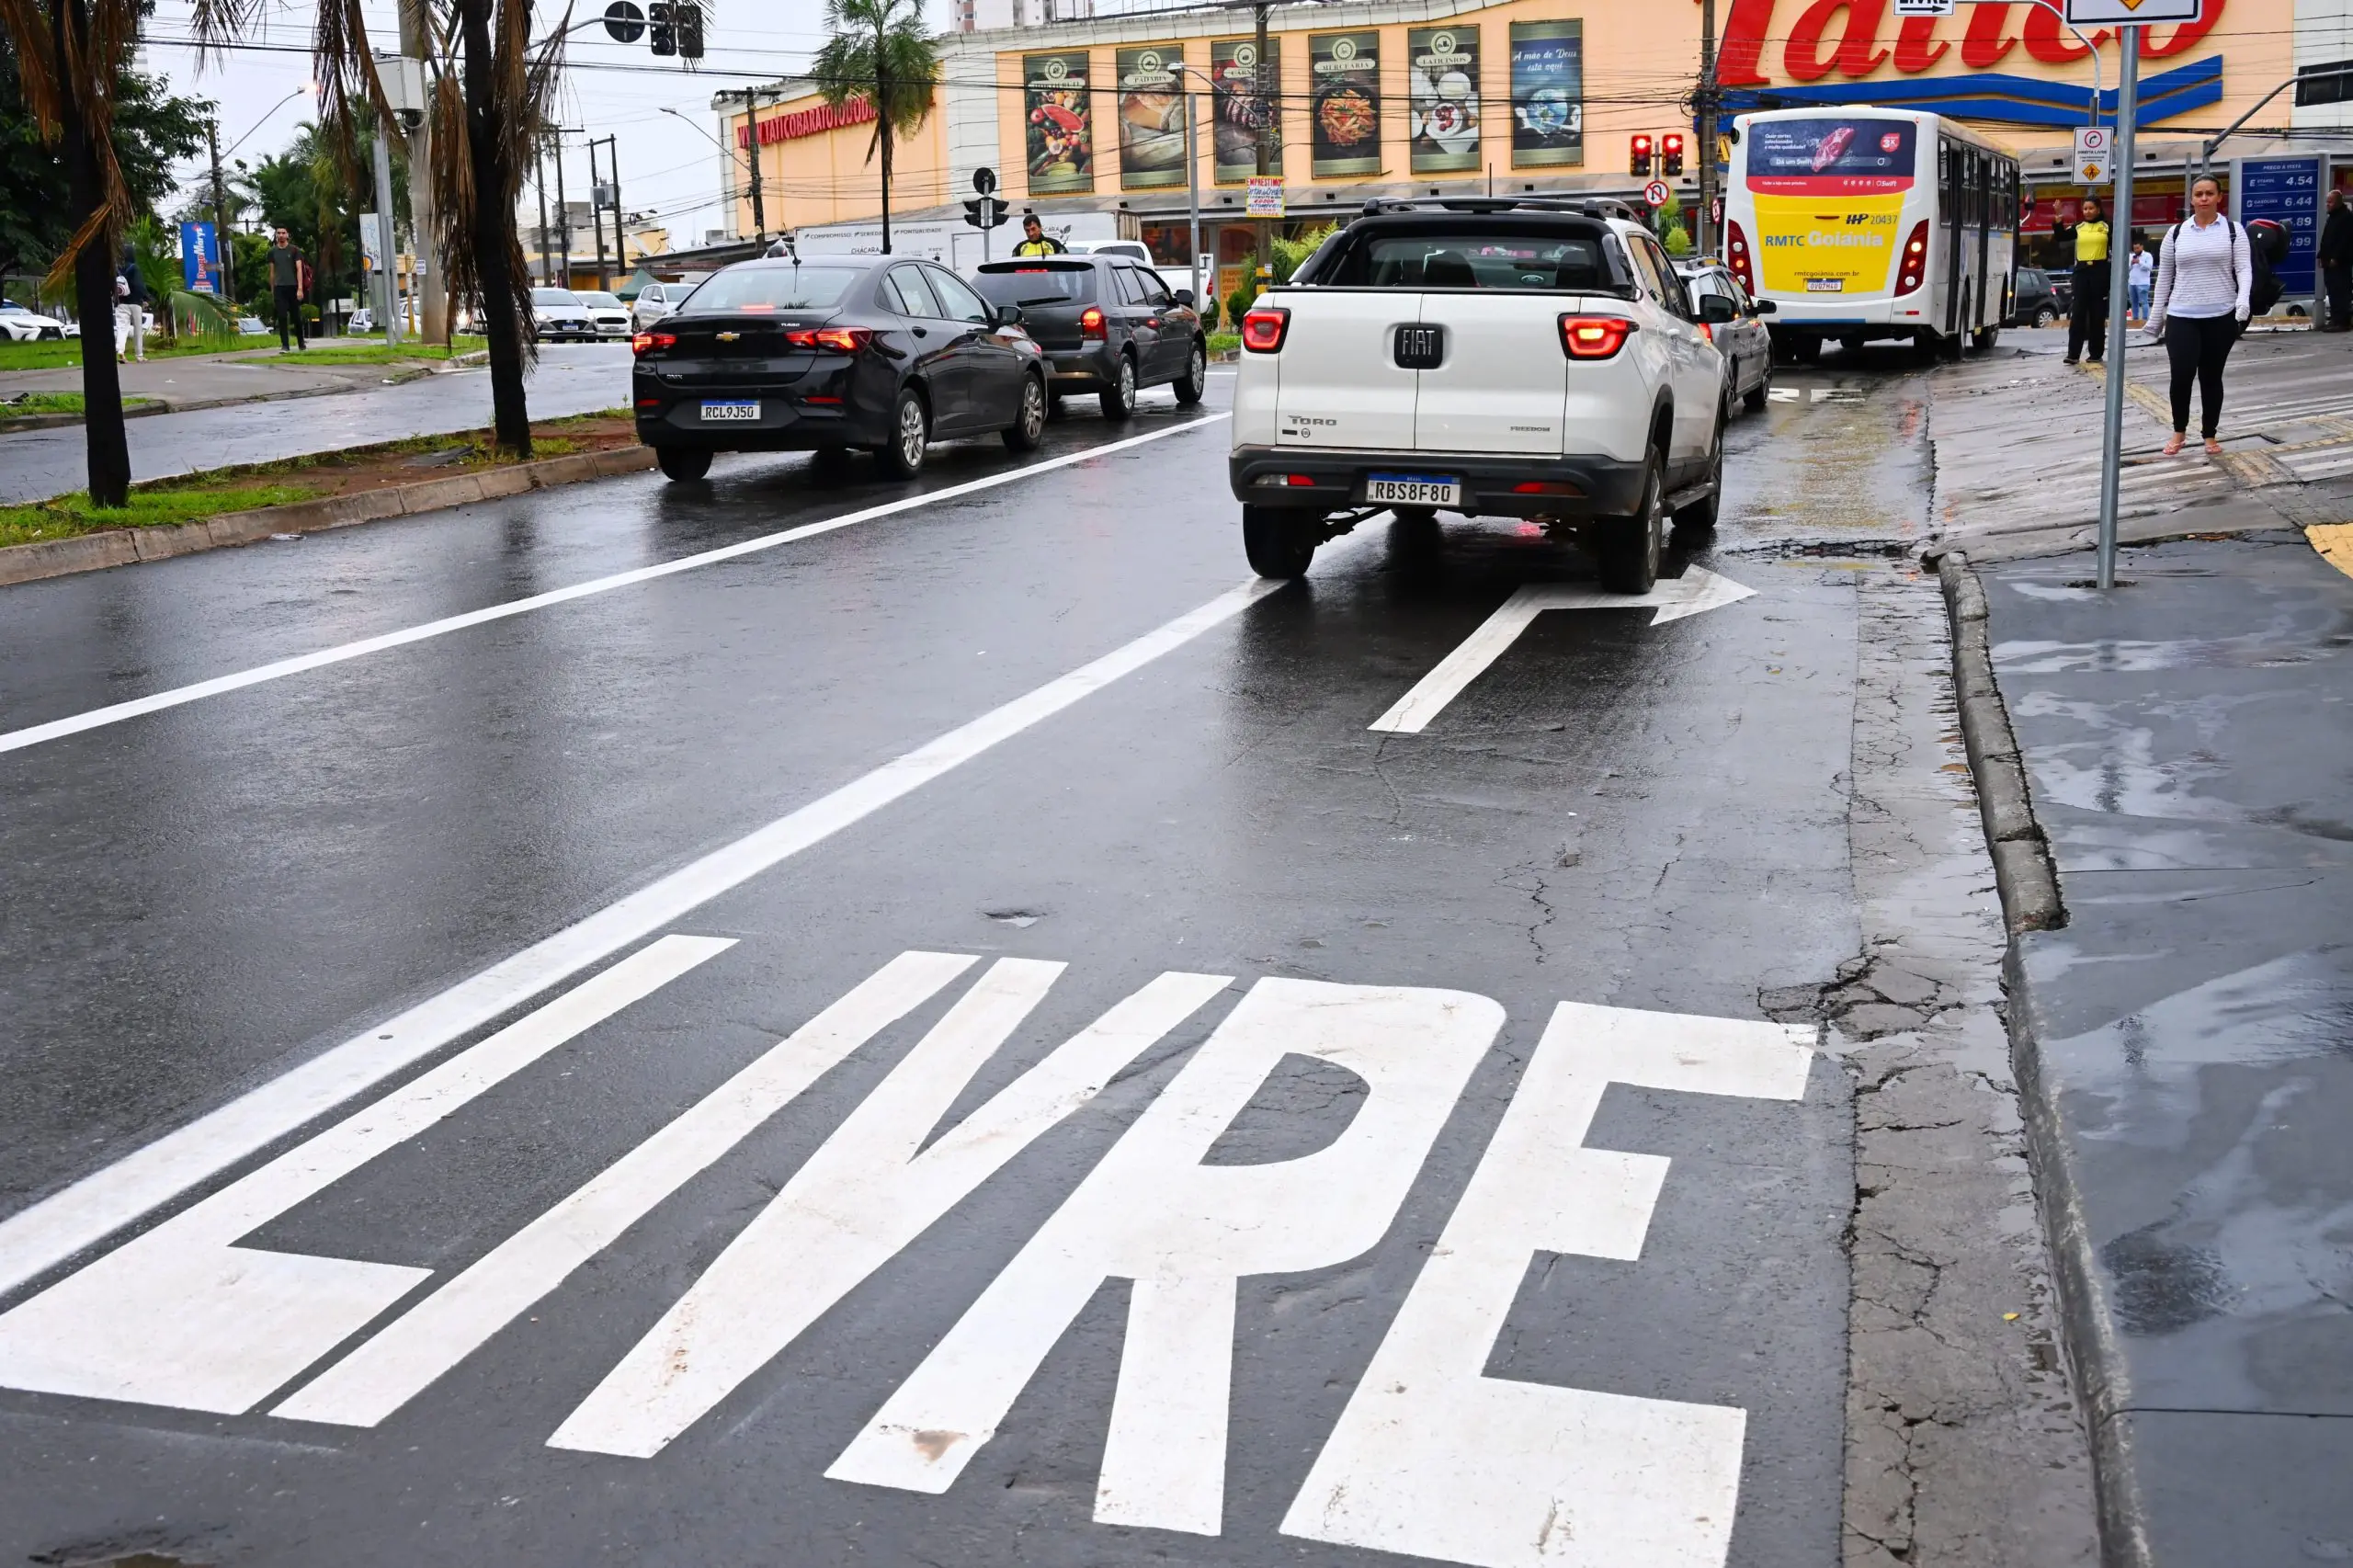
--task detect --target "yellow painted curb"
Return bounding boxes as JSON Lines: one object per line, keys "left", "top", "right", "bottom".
{"left": 2308, "top": 523, "right": 2353, "bottom": 580}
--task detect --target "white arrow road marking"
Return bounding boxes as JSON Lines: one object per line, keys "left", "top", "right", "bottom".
{"left": 0, "top": 935, "right": 735, "bottom": 1415}
{"left": 1280, "top": 1002, "right": 1814, "bottom": 1568}
{"left": 824, "top": 978, "right": 1503, "bottom": 1538}
{"left": 1368, "top": 570, "right": 1756, "bottom": 734}
{"left": 0, "top": 575, "right": 1280, "bottom": 1301}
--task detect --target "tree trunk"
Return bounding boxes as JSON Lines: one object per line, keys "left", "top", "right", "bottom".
{"left": 461, "top": 0, "right": 531, "bottom": 456}
{"left": 57, "top": 0, "right": 130, "bottom": 506}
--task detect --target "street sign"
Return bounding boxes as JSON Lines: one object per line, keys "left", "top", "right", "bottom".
{"left": 1245, "top": 176, "right": 1285, "bottom": 218}
{"left": 2063, "top": 0, "right": 2200, "bottom": 23}
{"left": 1643, "top": 179, "right": 1672, "bottom": 209}
{"left": 2073, "top": 125, "right": 2110, "bottom": 184}
{"left": 1893, "top": 0, "right": 1953, "bottom": 15}
{"left": 602, "top": 0, "right": 644, "bottom": 42}
{"left": 972, "top": 165, "right": 997, "bottom": 196}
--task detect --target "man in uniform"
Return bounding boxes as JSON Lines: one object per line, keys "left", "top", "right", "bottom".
{"left": 2065, "top": 195, "right": 2111, "bottom": 366}
{"left": 1012, "top": 214, "right": 1066, "bottom": 257}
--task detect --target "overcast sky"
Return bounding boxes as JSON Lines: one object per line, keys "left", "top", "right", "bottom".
{"left": 137, "top": 0, "right": 868, "bottom": 244}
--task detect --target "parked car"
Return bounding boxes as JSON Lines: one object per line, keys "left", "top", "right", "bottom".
{"left": 1226, "top": 198, "right": 1725, "bottom": 590}
{"left": 631, "top": 255, "right": 1049, "bottom": 483}
{"left": 967, "top": 255, "right": 1208, "bottom": 419}
{"left": 0, "top": 301, "right": 69, "bottom": 341}
{"left": 2008, "top": 267, "right": 2060, "bottom": 328}
{"left": 347, "top": 307, "right": 374, "bottom": 334}
{"left": 1064, "top": 239, "right": 1154, "bottom": 266}
{"left": 529, "top": 287, "right": 600, "bottom": 343}
{"left": 238, "top": 316, "right": 270, "bottom": 335}
{"left": 1678, "top": 260, "right": 1777, "bottom": 414}
{"left": 630, "top": 277, "right": 707, "bottom": 334}
{"left": 574, "top": 290, "right": 633, "bottom": 338}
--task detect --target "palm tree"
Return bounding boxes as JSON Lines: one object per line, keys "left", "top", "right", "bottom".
{"left": 3, "top": 0, "right": 147, "bottom": 506}
{"left": 810, "top": 0, "right": 939, "bottom": 256}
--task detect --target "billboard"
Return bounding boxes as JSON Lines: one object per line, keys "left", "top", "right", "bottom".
{"left": 1024, "top": 51, "right": 1094, "bottom": 196}
{"left": 2235, "top": 154, "right": 2320, "bottom": 295}
{"left": 1508, "top": 20, "right": 1583, "bottom": 168}
{"left": 1116, "top": 46, "right": 1188, "bottom": 190}
{"left": 179, "top": 221, "right": 222, "bottom": 296}
{"left": 1211, "top": 36, "right": 1281, "bottom": 183}
{"left": 1408, "top": 27, "right": 1482, "bottom": 176}
{"left": 1308, "top": 31, "right": 1381, "bottom": 178}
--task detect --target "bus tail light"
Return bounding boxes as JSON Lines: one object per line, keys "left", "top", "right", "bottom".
{"left": 1725, "top": 220, "right": 1755, "bottom": 294}
{"left": 1240, "top": 305, "right": 1290, "bottom": 353}
{"left": 1559, "top": 314, "right": 1637, "bottom": 359}
{"left": 1894, "top": 222, "right": 1931, "bottom": 296}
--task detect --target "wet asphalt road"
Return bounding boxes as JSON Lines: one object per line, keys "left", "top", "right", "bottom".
{"left": 0, "top": 344, "right": 633, "bottom": 504}
{"left": 0, "top": 363, "right": 1933, "bottom": 1567}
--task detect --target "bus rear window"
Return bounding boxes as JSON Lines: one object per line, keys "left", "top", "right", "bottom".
{"left": 1745, "top": 119, "right": 1916, "bottom": 194}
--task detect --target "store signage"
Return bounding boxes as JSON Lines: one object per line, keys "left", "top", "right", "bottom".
{"left": 2063, "top": 0, "right": 2203, "bottom": 23}
{"left": 1716, "top": 0, "right": 2227, "bottom": 95}
{"left": 1116, "top": 47, "right": 1187, "bottom": 191}
{"left": 1211, "top": 37, "right": 1281, "bottom": 184}
{"left": 1309, "top": 31, "right": 1382, "bottom": 179}
{"left": 1507, "top": 19, "right": 1584, "bottom": 168}
{"left": 739, "top": 97, "right": 876, "bottom": 148}
{"left": 2234, "top": 155, "right": 2321, "bottom": 294}
{"left": 1245, "top": 176, "right": 1286, "bottom": 217}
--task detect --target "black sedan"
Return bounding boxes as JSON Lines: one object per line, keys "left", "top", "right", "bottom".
{"left": 631, "top": 256, "right": 1049, "bottom": 482}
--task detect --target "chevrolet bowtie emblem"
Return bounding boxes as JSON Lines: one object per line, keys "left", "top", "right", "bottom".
{"left": 717, "top": 331, "right": 740, "bottom": 342}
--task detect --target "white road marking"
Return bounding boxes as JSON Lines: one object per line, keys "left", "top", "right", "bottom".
{"left": 1368, "top": 571, "right": 1756, "bottom": 734}
{"left": 1281, "top": 1002, "right": 1814, "bottom": 1568}
{"left": 270, "top": 949, "right": 980, "bottom": 1427}
{"left": 0, "top": 574, "right": 1280, "bottom": 1301}
{"left": 0, "top": 935, "right": 732, "bottom": 1415}
{"left": 0, "top": 413, "right": 1233, "bottom": 758}
{"left": 547, "top": 964, "right": 1233, "bottom": 1459}
{"left": 824, "top": 978, "right": 1503, "bottom": 1537}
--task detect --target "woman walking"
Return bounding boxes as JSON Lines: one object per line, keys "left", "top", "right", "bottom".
{"left": 2148, "top": 175, "right": 2252, "bottom": 458}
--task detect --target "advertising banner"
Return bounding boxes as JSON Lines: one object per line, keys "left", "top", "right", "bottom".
{"left": 1308, "top": 31, "right": 1381, "bottom": 179}
{"left": 1407, "top": 27, "right": 1481, "bottom": 176}
{"left": 178, "top": 220, "right": 222, "bottom": 296}
{"left": 2234, "top": 155, "right": 2321, "bottom": 295}
{"left": 1211, "top": 37, "right": 1281, "bottom": 183}
{"left": 1743, "top": 118, "right": 1918, "bottom": 297}
{"left": 1246, "top": 176, "right": 1286, "bottom": 217}
{"left": 1024, "top": 51, "right": 1094, "bottom": 196}
{"left": 1116, "top": 46, "right": 1188, "bottom": 190}
{"left": 1507, "top": 20, "right": 1582, "bottom": 168}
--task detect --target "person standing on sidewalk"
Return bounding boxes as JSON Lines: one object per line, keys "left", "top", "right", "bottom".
{"left": 2128, "top": 238, "right": 2154, "bottom": 326}
{"left": 267, "top": 228, "right": 307, "bottom": 351}
{"left": 2149, "top": 175, "right": 2253, "bottom": 458}
{"left": 114, "top": 244, "right": 147, "bottom": 363}
{"left": 2321, "top": 189, "right": 2352, "bottom": 333}
{"left": 2064, "top": 196, "right": 2112, "bottom": 365}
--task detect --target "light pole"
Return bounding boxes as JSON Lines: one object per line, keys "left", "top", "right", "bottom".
{"left": 1170, "top": 61, "right": 1226, "bottom": 314}
{"left": 663, "top": 103, "right": 766, "bottom": 242}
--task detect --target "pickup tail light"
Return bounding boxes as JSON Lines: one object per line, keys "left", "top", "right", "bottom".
{"left": 784, "top": 326, "right": 873, "bottom": 352}
{"left": 1240, "top": 305, "right": 1290, "bottom": 353}
{"left": 1894, "top": 221, "right": 1931, "bottom": 297}
{"left": 1512, "top": 481, "right": 1582, "bottom": 495}
{"left": 1695, "top": 322, "right": 1714, "bottom": 344}
{"left": 1079, "top": 305, "right": 1108, "bottom": 340}
{"left": 1558, "top": 314, "right": 1637, "bottom": 359}
{"left": 631, "top": 331, "right": 676, "bottom": 354}
{"left": 1725, "top": 220, "right": 1755, "bottom": 295}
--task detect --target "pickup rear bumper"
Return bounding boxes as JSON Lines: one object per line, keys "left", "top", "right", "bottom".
{"left": 1228, "top": 445, "right": 1646, "bottom": 520}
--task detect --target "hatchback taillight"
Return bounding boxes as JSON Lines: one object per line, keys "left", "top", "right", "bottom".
{"left": 1725, "top": 220, "right": 1755, "bottom": 295}
{"left": 784, "top": 326, "right": 873, "bottom": 352}
{"left": 631, "top": 331, "right": 676, "bottom": 355}
{"left": 1895, "top": 222, "right": 1931, "bottom": 296}
{"left": 1559, "top": 314, "right": 1637, "bottom": 359}
{"left": 1240, "top": 305, "right": 1290, "bottom": 353}
{"left": 1080, "top": 306, "right": 1108, "bottom": 340}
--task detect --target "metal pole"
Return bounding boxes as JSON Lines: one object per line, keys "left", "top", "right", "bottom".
{"left": 554, "top": 134, "right": 571, "bottom": 290}
{"left": 607, "top": 137, "right": 628, "bottom": 281}
{"left": 535, "top": 138, "right": 552, "bottom": 286}
{"left": 1187, "top": 87, "right": 1204, "bottom": 305}
{"left": 1697, "top": 0, "right": 1717, "bottom": 257}
{"left": 587, "top": 136, "right": 611, "bottom": 290}
{"left": 398, "top": 0, "right": 444, "bottom": 341}
{"left": 371, "top": 122, "right": 401, "bottom": 343}
{"left": 2096, "top": 26, "right": 2139, "bottom": 592}
{"left": 209, "top": 119, "right": 235, "bottom": 306}
{"left": 1253, "top": 0, "right": 1272, "bottom": 278}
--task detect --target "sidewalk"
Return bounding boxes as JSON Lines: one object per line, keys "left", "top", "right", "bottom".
{"left": 1974, "top": 528, "right": 2353, "bottom": 1565}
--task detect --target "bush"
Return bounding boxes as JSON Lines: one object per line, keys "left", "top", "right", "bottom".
{"left": 1664, "top": 225, "right": 1692, "bottom": 257}
{"left": 1270, "top": 223, "right": 1336, "bottom": 285}
{"left": 1224, "top": 279, "right": 1258, "bottom": 332}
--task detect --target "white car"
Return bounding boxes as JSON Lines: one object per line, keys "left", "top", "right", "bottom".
{"left": 0, "top": 301, "right": 70, "bottom": 341}
{"left": 528, "top": 287, "right": 600, "bottom": 343}
{"left": 1064, "top": 239, "right": 1154, "bottom": 266}
{"left": 1226, "top": 198, "right": 1725, "bottom": 591}
{"left": 574, "top": 290, "right": 633, "bottom": 338}
{"left": 628, "top": 277, "right": 707, "bottom": 335}
{"left": 347, "top": 307, "right": 374, "bottom": 334}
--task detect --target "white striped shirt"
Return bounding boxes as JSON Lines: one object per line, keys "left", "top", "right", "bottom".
{"left": 2152, "top": 215, "right": 2253, "bottom": 324}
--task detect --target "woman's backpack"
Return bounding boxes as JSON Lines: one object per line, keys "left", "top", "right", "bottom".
{"left": 2175, "top": 216, "right": 2284, "bottom": 317}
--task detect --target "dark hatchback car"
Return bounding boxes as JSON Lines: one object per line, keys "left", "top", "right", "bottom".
{"left": 632, "top": 256, "right": 1049, "bottom": 482}
{"left": 2007, "top": 266, "right": 2061, "bottom": 327}
{"left": 967, "top": 256, "right": 1208, "bottom": 419}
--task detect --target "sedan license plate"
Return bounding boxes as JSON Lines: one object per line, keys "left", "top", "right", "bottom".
{"left": 1367, "top": 473, "right": 1461, "bottom": 507}
{"left": 700, "top": 400, "right": 761, "bottom": 422}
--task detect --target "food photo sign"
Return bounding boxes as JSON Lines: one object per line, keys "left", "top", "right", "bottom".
{"left": 1211, "top": 37, "right": 1282, "bottom": 183}
{"left": 1117, "top": 46, "right": 1188, "bottom": 190}
{"left": 1025, "top": 51, "right": 1095, "bottom": 195}
{"left": 1309, "top": 31, "right": 1382, "bottom": 178}
{"left": 1408, "top": 26, "right": 1482, "bottom": 176}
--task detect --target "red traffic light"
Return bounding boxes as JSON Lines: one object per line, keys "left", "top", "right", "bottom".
{"left": 1661, "top": 132, "right": 1686, "bottom": 176}
{"left": 1629, "top": 134, "right": 1654, "bottom": 176}
{"left": 1631, "top": 135, "right": 1653, "bottom": 153}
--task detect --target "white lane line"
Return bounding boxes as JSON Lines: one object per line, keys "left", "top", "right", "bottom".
{"left": 0, "top": 414, "right": 1233, "bottom": 758}
{"left": 0, "top": 574, "right": 1283, "bottom": 1299}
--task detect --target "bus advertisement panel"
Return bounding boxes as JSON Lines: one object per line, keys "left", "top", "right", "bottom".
{"left": 1745, "top": 117, "right": 1915, "bottom": 296}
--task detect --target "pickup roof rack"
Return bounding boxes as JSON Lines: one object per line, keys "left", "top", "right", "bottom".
{"left": 1356, "top": 196, "right": 1643, "bottom": 222}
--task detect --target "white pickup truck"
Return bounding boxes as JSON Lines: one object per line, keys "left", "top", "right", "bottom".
{"left": 1228, "top": 199, "right": 1728, "bottom": 592}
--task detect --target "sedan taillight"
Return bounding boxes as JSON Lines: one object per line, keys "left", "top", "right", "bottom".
{"left": 784, "top": 326, "right": 873, "bottom": 353}
{"left": 631, "top": 331, "right": 676, "bottom": 355}
{"left": 1240, "top": 305, "right": 1290, "bottom": 353}
{"left": 1079, "top": 305, "right": 1108, "bottom": 340}
{"left": 1559, "top": 314, "right": 1637, "bottom": 359}
{"left": 1894, "top": 221, "right": 1931, "bottom": 297}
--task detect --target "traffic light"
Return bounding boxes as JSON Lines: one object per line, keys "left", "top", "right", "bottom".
{"left": 676, "top": 0, "right": 702, "bottom": 59}
{"left": 1630, "top": 134, "right": 1653, "bottom": 177}
{"left": 1662, "top": 133, "right": 1686, "bottom": 176}
{"left": 648, "top": 1, "right": 675, "bottom": 55}
{"left": 963, "top": 196, "right": 1010, "bottom": 230}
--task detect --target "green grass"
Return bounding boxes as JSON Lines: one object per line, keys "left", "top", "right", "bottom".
{"left": 0, "top": 392, "right": 157, "bottom": 417}
{"left": 0, "top": 481, "right": 321, "bottom": 549}
{"left": 273, "top": 335, "right": 488, "bottom": 366}
{"left": 1208, "top": 332, "right": 1241, "bottom": 357}
{"left": 0, "top": 336, "right": 254, "bottom": 371}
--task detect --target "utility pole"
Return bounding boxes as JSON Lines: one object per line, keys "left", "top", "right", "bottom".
{"left": 208, "top": 119, "right": 235, "bottom": 306}
{"left": 1186, "top": 85, "right": 1204, "bottom": 307}
{"left": 397, "top": 0, "right": 444, "bottom": 340}
{"left": 1253, "top": 0, "right": 1272, "bottom": 278}
{"left": 535, "top": 136, "right": 552, "bottom": 286}
{"left": 1696, "top": 0, "right": 1718, "bottom": 258}
{"left": 2095, "top": 27, "right": 2141, "bottom": 592}
{"left": 587, "top": 136, "right": 612, "bottom": 290}
{"left": 742, "top": 92, "right": 767, "bottom": 242}
{"left": 554, "top": 131, "right": 572, "bottom": 290}
{"left": 606, "top": 137, "right": 629, "bottom": 280}
{"left": 370, "top": 119, "right": 402, "bottom": 343}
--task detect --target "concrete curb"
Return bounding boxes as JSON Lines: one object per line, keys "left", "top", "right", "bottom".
{"left": 0, "top": 401, "right": 170, "bottom": 436}
{"left": 0, "top": 445, "right": 655, "bottom": 588}
{"left": 1937, "top": 551, "right": 2065, "bottom": 934}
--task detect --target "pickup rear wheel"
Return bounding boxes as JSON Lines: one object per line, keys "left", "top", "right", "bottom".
{"left": 1243, "top": 506, "right": 1319, "bottom": 579}
{"left": 1595, "top": 455, "right": 1664, "bottom": 595}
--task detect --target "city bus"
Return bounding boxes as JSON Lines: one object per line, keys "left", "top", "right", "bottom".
{"left": 1722, "top": 107, "right": 2018, "bottom": 361}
